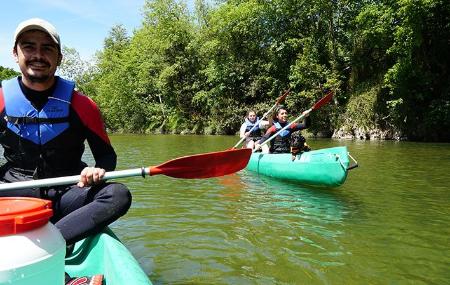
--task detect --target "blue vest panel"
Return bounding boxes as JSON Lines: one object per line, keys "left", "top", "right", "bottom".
{"left": 2, "top": 77, "right": 75, "bottom": 144}
{"left": 245, "top": 117, "right": 260, "bottom": 132}
{"left": 274, "top": 122, "right": 291, "bottom": 137}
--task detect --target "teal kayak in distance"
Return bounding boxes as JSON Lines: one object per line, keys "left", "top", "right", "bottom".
{"left": 65, "top": 228, "right": 152, "bottom": 285}
{"left": 246, "top": 146, "right": 356, "bottom": 187}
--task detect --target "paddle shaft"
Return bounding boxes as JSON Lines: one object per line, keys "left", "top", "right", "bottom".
{"left": 233, "top": 90, "right": 289, "bottom": 148}
{"left": 0, "top": 148, "right": 252, "bottom": 191}
{"left": 254, "top": 108, "right": 312, "bottom": 152}
{"left": 0, "top": 168, "right": 150, "bottom": 191}
{"left": 233, "top": 106, "right": 276, "bottom": 148}
{"left": 255, "top": 91, "right": 333, "bottom": 152}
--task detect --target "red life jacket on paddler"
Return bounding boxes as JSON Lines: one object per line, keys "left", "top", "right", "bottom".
{"left": 0, "top": 77, "right": 88, "bottom": 179}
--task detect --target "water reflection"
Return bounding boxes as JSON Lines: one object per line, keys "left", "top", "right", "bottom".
{"left": 89, "top": 136, "right": 450, "bottom": 284}
{"left": 240, "top": 171, "right": 346, "bottom": 222}
{"left": 104, "top": 136, "right": 355, "bottom": 284}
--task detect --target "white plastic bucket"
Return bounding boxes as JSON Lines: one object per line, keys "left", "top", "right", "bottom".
{"left": 0, "top": 197, "right": 66, "bottom": 285}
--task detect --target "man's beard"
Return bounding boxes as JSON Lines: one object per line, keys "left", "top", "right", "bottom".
{"left": 27, "top": 73, "right": 50, "bottom": 83}
{"left": 25, "top": 59, "right": 51, "bottom": 83}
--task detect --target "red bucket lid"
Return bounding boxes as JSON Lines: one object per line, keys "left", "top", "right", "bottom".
{"left": 0, "top": 197, "right": 53, "bottom": 236}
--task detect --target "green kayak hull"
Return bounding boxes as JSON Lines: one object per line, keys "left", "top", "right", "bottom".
{"left": 65, "top": 228, "right": 152, "bottom": 285}
{"left": 246, "top": 146, "right": 350, "bottom": 187}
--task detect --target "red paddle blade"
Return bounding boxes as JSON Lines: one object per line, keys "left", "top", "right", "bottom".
{"left": 149, "top": 148, "right": 252, "bottom": 179}
{"left": 276, "top": 88, "right": 290, "bottom": 104}
{"left": 312, "top": 91, "right": 333, "bottom": 110}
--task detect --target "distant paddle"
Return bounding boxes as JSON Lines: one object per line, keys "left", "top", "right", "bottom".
{"left": 0, "top": 148, "right": 252, "bottom": 191}
{"left": 233, "top": 89, "right": 290, "bottom": 149}
{"left": 254, "top": 91, "right": 333, "bottom": 152}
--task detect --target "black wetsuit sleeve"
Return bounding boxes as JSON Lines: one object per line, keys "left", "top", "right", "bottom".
{"left": 293, "top": 116, "right": 311, "bottom": 130}
{"left": 258, "top": 126, "right": 277, "bottom": 145}
{"left": 86, "top": 128, "right": 117, "bottom": 171}
{"left": 71, "top": 92, "right": 117, "bottom": 171}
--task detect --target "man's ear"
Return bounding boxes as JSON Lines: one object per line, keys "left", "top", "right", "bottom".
{"left": 57, "top": 53, "right": 63, "bottom": 66}
{"left": 12, "top": 47, "right": 19, "bottom": 63}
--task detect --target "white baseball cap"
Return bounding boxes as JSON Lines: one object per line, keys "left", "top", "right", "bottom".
{"left": 14, "top": 18, "right": 60, "bottom": 49}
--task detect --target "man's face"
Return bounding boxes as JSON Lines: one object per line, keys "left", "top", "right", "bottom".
{"left": 13, "top": 30, "right": 61, "bottom": 84}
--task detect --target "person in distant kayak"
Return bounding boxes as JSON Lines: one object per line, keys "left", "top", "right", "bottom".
{"left": 0, "top": 18, "right": 131, "bottom": 285}
{"left": 239, "top": 110, "right": 270, "bottom": 149}
{"left": 255, "top": 106, "right": 311, "bottom": 154}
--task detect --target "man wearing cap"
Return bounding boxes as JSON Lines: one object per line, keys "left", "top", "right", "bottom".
{"left": 0, "top": 18, "right": 132, "bottom": 285}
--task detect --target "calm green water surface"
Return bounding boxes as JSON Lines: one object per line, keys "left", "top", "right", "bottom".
{"left": 104, "top": 135, "right": 449, "bottom": 285}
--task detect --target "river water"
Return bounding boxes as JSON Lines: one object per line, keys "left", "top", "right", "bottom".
{"left": 100, "top": 135, "right": 448, "bottom": 284}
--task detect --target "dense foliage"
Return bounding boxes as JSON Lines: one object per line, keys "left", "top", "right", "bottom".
{"left": 0, "top": 66, "right": 19, "bottom": 81}
{"left": 3, "top": 0, "right": 449, "bottom": 141}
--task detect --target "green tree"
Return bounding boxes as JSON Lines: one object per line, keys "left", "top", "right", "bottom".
{"left": 94, "top": 24, "right": 144, "bottom": 132}
{"left": 0, "top": 66, "right": 20, "bottom": 81}
{"left": 59, "top": 46, "right": 90, "bottom": 82}
{"left": 58, "top": 46, "right": 100, "bottom": 97}
{"left": 384, "top": 0, "right": 450, "bottom": 141}
{"left": 77, "top": 0, "right": 450, "bottom": 141}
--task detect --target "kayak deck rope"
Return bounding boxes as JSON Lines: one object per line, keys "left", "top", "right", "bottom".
{"left": 335, "top": 152, "right": 359, "bottom": 172}
{"left": 347, "top": 152, "right": 359, "bottom": 171}
{"left": 335, "top": 154, "right": 346, "bottom": 171}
